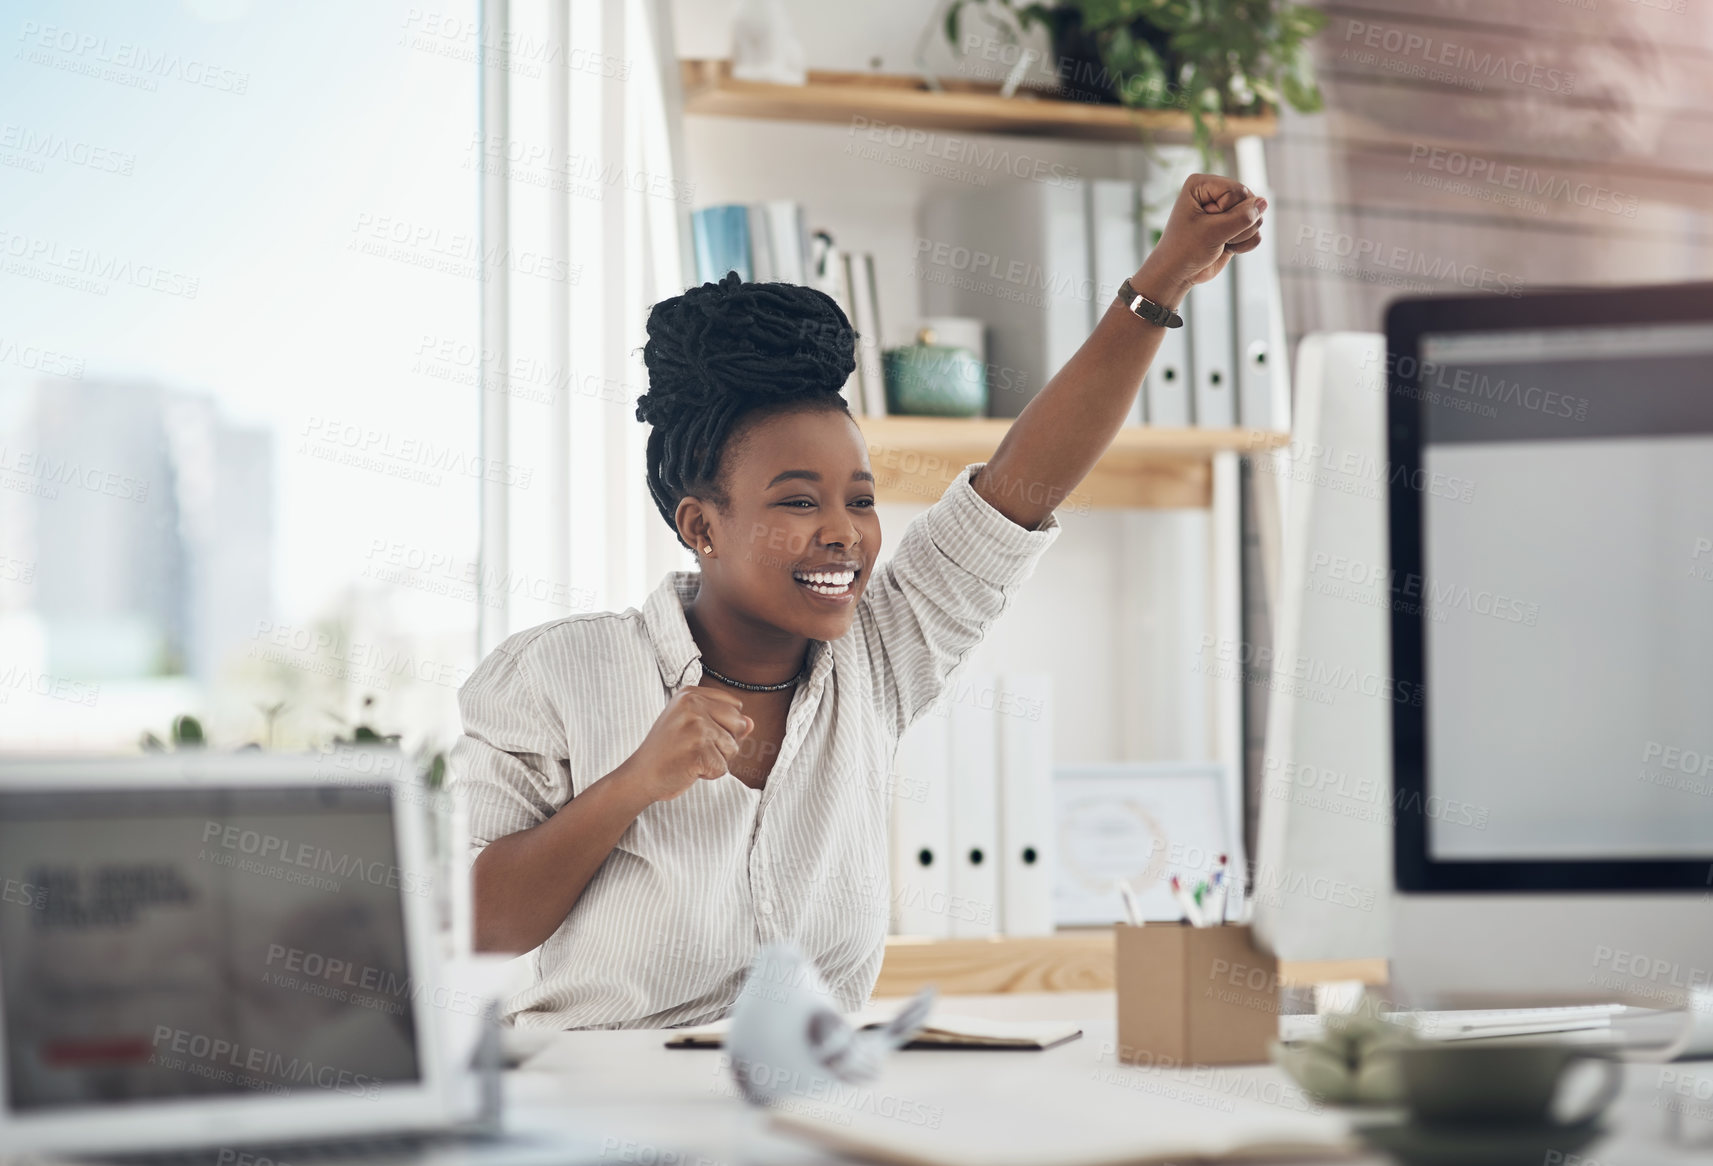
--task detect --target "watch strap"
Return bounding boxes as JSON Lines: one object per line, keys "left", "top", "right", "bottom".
{"left": 1117, "top": 277, "right": 1184, "bottom": 329}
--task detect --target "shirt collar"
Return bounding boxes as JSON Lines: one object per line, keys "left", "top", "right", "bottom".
{"left": 641, "top": 570, "right": 834, "bottom": 693}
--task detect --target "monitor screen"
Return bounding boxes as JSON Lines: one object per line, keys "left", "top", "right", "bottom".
{"left": 1414, "top": 322, "right": 1713, "bottom": 862}
{"left": 0, "top": 785, "right": 422, "bottom": 1112}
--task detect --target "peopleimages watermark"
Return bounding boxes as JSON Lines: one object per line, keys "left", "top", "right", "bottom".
{"left": 1356, "top": 348, "right": 1590, "bottom": 423}
{"left": 0, "top": 877, "right": 48, "bottom": 910}
{"left": 600, "top": 1137, "right": 728, "bottom": 1166}
{"left": 1247, "top": 433, "right": 1477, "bottom": 506}
{"left": 0, "top": 229, "right": 200, "bottom": 299}
{"left": 262, "top": 944, "right": 482, "bottom": 1018}
{"left": 298, "top": 415, "right": 534, "bottom": 489}
{"left": 1339, "top": 19, "right": 1577, "bottom": 96}
{"left": 1691, "top": 537, "right": 1712, "bottom": 582}
{"left": 844, "top": 115, "right": 1080, "bottom": 189}
{"left": 1292, "top": 226, "right": 1526, "bottom": 297}
{"left": 149, "top": 1026, "right": 380, "bottom": 1099}
{"left": 0, "top": 122, "right": 135, "bottom": 176}
{"left": 1587, "top": 944, "right": 1713, "bottom": 1006}
{"left": 0, "top": 554, "right": 35, "bottom": 585}
{"left": 1307, "top": 551, "right": 1541, "bottom": 627}
{"left": 362, "top": 537, "right": 597, "bottom": 614}
{"left": 1636, "top": 739, "right": 1713, "bottom": 799}
{"left": 249, "top": 619, "right": 474, "bottom": 693}
{"left": 464, "top": 131, "right": 694, "bottom": 204}
{"left": 1405, "top": 144, "right": 1638, "bottom": 219}
{"left": 411, "top": 333, "right": 644, "bottom": 409}
{"left": 199, "top": 819, "right": 433, "bottom": 898}
{"left": 1195, "top": 633, "right": 1425, "bottom": 709}
{"left": 0, "top": 663, "right": 100, "bottom": 707}
{"left": 400, "top": 9, "right": 630, "bottom": 80}
{"left": 347, "top": 212, "right": 580, "bottom": 285}
{"left": 910, "top": 236, "right": 1096, "bottom": 308}
{"left": 0, "top": 335, "right": 84, "bottom": 379}
{"left": 1264, "top": 755, "right": 1490, "bottom": 831}
{"left": 15, "top": 20, "right": 250, "bottom": 94}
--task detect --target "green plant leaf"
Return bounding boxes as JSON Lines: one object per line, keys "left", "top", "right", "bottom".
{"left": 172, "top": 715, "right": 205, "bottom": 748}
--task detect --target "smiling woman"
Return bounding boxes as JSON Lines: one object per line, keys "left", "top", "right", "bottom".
{"left": 448, "top": 173, "right": 1266, "bottom": 1031}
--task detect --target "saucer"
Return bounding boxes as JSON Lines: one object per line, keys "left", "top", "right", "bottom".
{"left": 1354, "top": 1117, "right": 1608, "bottom": 1166}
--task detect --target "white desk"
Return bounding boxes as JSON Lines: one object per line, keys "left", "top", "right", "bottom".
{"left": 501, "top": 992, "right": 1713, "bottom": 1166}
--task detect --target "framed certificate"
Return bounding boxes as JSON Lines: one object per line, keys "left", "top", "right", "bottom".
{"left": 1052, "top": 762, "right": 1230, "bottom": 926}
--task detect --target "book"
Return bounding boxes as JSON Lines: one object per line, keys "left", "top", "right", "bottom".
{"left": 846, "top": 250, "right": 888, "bottom": 417}
{"left": 664, "top": 1008, "right": 1082, "bottom": 1052}
{"left": 763, "top": 199, "right": 808, "bottom": 284}
{"left": 747, "top": 204, "right": 776, "bottom": 281}
{"left": 691, "top": 204, "right": 752, "bottom": 284}
{"left": 810, "top": 231, "right": 865, "bottom": 414}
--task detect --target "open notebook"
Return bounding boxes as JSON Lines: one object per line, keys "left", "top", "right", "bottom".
{"left": 663, "top": 1007, "right": 1082, "bottom": 1051}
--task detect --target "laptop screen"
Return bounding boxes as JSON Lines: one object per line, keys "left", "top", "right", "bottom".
{"left": 0, "top": 784, "right": 423, "bottom": 1112}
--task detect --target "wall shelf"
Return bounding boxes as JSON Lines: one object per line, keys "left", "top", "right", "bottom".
{"left": 857, "top": 415, "right": 1289, "bottom": 510}
{"left": 681, "top": 59, "right": 1277, "bottom": 145}
{"left": 875, "top": 931, "right": 1389, "bottom": 997}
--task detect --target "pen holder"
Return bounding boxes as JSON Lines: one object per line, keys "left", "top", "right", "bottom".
{"left": 1115, "top": 922, "right": 1278, "bottom": 1067}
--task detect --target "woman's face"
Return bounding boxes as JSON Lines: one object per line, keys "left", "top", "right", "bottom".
{"left": 694, "top": 406, "right": 883, "bottom": 642}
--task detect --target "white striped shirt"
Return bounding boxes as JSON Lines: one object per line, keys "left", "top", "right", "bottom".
{"left": 450, "top": 462, "right": 1060, "bottom": 1030}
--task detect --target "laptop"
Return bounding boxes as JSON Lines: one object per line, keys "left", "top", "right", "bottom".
{"left": 0, "top": 750, "right": 601, "bottom": 1163}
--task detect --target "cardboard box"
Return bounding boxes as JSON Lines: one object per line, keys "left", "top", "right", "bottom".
{"left": 1115, "top": 922, "right": 1278, "bottom": 1066}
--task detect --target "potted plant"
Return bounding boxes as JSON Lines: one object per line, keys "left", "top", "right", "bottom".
{"left": 944, "top": 0, "right": 1326, "bottom": 161}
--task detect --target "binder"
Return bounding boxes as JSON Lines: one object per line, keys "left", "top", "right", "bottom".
{"left": 763, "top": 200, "right": 809, "bottom": 284}
{"left": 746, "top": 205, "right": 776, "bottom": 281}
{"left": 809, "top": 231, "right": 864, "bottom": 414}
{"left": 1139, "top": 149, "right": 1198, "bottom": 427}
{"left": 1087, "top": 180, "right": 1145, "bottom": 426}
{"left": 690, "top": 204, "right": 751, "bottom": 284}
{"left": 1189, "top": 277, "right": 1237, "bottom": 427}
{"left": 948, "top": 669, "right": 1000, "bottom": 938}
{"left": 890, "top": 700, "right": 951, "bottom": 938}
{"left": 1233, "top": 137, "right": 1290, "bottom": 431}
{"left": 919, "top": 178, "right": 1089, "bottom": 418}
{"left": 846, "top": 251, "right": 889, "bottom": 417}
{"left": 997, "top": 672, "right": 1055, "bottom": 937}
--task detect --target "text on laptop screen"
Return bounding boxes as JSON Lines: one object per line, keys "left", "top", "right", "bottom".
{"left": 1414, "top": 322, "right": 1713, "bottom": 861}
{"left": 0, "top": 785, "right": 422, "bottom": 1111}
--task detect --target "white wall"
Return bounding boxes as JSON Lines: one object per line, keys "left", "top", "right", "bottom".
{"left": 673, "top": 0, "right": 1215, "bottom": 766}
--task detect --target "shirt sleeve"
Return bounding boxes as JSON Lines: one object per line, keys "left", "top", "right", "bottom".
{"left": 854, "top": 461, "right": 1061, "bottom": 739}
{"left": 448, "top": 638, "right": 572, "bottom": 864}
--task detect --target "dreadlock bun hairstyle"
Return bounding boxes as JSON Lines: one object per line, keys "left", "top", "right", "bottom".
{"left": 636, "top": 271, "right": 859, "bottom": 550}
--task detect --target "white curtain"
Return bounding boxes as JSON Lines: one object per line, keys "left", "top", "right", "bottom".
{"left": 479, "top": 0, "right": 694, "bottom": 654}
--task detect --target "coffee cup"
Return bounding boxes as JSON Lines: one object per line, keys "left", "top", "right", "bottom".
{"left": 1395, "top": 1042, "right": 1622, "bottom": 1127}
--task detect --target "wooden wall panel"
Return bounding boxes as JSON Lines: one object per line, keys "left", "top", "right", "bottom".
{"left": 1267, "top": 0, "right": 1713, "bottom": 350}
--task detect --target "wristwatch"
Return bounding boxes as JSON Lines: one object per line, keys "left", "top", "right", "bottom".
{"left": 1117, "top": 278, "right": 1184, "bottom": 329}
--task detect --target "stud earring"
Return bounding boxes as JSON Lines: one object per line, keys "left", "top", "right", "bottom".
{"left": 702, "top": 545, "right": 713, "bottom": 555}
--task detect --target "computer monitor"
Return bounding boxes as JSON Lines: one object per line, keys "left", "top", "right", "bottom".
{"left": 1386, "top": 282, "right": 1713, "bottom": 1009}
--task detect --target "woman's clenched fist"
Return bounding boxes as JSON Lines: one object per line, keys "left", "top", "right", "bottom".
{"left": 616, "top": 685, "right": 753, "bottom": 804}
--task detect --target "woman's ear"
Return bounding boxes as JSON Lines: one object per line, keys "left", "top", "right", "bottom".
{"left": 676, "top": 495, "right": 712, "bottom": 555}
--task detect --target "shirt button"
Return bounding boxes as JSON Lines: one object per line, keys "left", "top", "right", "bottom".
{"left": 759, "top": 900, "right": 775, "bottom": 916}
